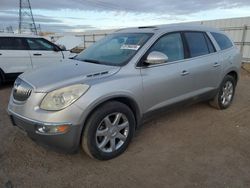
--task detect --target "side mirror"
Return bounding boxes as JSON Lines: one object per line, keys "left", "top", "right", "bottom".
{"left": 59, "top": 45, "right": 66, "bottom": 51}
{"left": 145, "top": 51, "right": 168, "bottom": 65}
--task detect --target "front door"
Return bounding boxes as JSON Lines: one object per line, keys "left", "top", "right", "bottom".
{"left": 140, "top": 32, "right": 195, "bottom": 113}
{"left": 25, "top": 37, "right": 63, "bottom": 69}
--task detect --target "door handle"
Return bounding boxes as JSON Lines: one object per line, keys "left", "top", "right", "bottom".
{"left": 0, "top": 53, "right": 2, "bottom": 55}
{"left": 33, "top": 53, "right": 42, "bottom": 56}
{"left": 213, "top": 62, "right": 220, "bottom": 67}
{"left": 181, "top": 70, "right": 189, "bottom": 76}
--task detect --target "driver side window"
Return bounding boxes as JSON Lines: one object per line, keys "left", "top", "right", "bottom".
{"left": 26, "top": 38, "right": 55, "bottom": 51}
{"left": 149, "top": 33, "right": 184, "bottom": 62}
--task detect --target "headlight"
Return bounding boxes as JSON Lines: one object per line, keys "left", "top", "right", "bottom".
{"left": 40, "top": 84, "right": 89, "bottom": 111}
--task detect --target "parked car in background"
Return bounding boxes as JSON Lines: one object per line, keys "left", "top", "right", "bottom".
{"left": 0, "top": 34, "right": 73, "bottom": 85}
{"left": 8, "top": 24, "right": 241, "bottom": 160}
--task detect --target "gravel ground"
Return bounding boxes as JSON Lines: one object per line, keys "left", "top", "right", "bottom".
{"left": 1, "top": 69, "right": 250, "bottom": 188}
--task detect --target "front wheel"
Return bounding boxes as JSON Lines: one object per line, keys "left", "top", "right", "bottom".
{"left": 0, "top": 73, "right": 3, "bottom": 87}
{"left": 209, "top": 75, "right": 236, "bottom": 110}
{"left": 82, "top": 101, "right": 136, "bottom": 160}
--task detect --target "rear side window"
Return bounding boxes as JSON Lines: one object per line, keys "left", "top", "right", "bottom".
{"left": 0, "top": 37, "right": 27, "bottom": 50}
{"left": 149, "top": 33, "right": 184, "bottom": 62}
{"left": 211, "top": 32, "right": 233, "bottom": 50}
{"left": 184, "top": 32, "right": 209, "bottom": 58}
{"left": 26, "top": 38, "right": 55, "bottom": 51}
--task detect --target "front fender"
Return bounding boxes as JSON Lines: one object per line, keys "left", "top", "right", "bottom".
{"left": 76, "top": 91, "right": 142, "bottom": 127}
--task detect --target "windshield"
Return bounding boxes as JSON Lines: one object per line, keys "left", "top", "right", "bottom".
{"left": 75, "top": 33, "right": 153, "bottom": 66}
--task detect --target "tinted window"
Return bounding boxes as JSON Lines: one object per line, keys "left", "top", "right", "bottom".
{"left": 204, "top": 34, "right": 216, "bottom": 53}
{"left": 0, "top": 37, "right": 27, "bottom": 50}
{"left": 211, "top": 32, "right": 233, "bottom": 50}
{"left": 26, "top": 38, "right": 55, "bottom": 51}
{"left": 185, "top": 32, "right": 209, "bottom": 58}
{"left": 149, "top": 33, "right": 184, "bottom": 62}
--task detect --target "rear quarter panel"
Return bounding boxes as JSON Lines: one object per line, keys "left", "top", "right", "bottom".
{"left": 219, "top": 46, "right": 242, "bottom": 83}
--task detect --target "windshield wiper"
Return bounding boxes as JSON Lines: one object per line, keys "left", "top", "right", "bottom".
{"left": 78, "top": 58, "right": 114, "bottom": 66}
{"left": 82, "top": 59, "right": 101, "bottom": 64}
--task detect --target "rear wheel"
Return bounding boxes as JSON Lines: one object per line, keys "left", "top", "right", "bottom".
{"left": 82, "top": 101, "right": 136, "bottom": 160}
{"left": 209, "top": 75, "right": 236, "bottom": 110}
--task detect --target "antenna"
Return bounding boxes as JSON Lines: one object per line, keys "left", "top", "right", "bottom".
{"left": 18, "top": 0, "right": 38, "bottom": 35}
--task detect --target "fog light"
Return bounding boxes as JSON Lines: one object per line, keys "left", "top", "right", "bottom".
{"left": 36, "top": 124, "right": 70, "bottom": 135}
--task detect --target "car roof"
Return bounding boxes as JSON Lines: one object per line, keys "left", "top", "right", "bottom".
{"left": 0, "top": 33, "right": 41, "bottom": 38}
{"left": 115, "top": 23, "right": 222, "bottom": 34}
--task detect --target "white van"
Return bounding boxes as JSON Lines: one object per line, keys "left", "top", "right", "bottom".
{"left": 0, "top": 34, "right": 73, "bottom": 85}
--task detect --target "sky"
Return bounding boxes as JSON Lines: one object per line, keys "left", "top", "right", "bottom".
{"left": 0, "top": 0, "right": 250, "bottom": 33}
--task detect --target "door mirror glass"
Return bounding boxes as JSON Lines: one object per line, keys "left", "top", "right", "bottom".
{"left": 145, "top": 51, "right": 168, "bottom": 65}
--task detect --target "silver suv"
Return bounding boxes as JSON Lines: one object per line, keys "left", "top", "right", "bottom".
{"left": 8, "top": 24, "right": 241, "bottom": 160}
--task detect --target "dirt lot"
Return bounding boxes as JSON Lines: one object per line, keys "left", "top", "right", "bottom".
{"left": 1, "top": 70, "right": 250, "bottom": 188}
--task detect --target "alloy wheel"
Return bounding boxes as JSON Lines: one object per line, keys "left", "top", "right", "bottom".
{"left": 95, "top": 112, "right": 129, "bottom": 153}
{"left": 221, "top": 81, "right": 234, "bottom": 106}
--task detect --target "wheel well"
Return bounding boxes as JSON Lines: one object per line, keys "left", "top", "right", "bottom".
{"left": 0, "top": 68, "right": 5, "bottom": 82}
{"left": 227, "top": 71, "right": 238, "bottom": 82}
{"left": 85, "top": 97, "right": 141, "bottom": 130}
{"left": 78, "top": 97, "right": 141, "bottom": 148}
{"left": 111, "top": 97, "right": 141, "bottom": 128}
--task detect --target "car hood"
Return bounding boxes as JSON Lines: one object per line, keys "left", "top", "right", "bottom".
{"left": 19, "top": 59, "right": 121, "bottom": 93}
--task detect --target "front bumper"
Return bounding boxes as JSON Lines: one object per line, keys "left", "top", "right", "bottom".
{"left": 8, "top": 109, "right": 82, "bottom": 153}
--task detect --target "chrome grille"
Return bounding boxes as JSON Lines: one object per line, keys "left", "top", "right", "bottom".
{"left": 13, "top": 78, "right": 33, "bottom": 102}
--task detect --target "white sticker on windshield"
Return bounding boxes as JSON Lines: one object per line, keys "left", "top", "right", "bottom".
{"left": 121, "top": 44, "right": 140, "bottom": 50}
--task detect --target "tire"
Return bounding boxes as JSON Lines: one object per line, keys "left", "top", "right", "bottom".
{"left": 82, "top": 101, "right": 136, "bottom": 160}
{"left": 0, "top": 74, "right": 3, "bottom": 87}
{"left": 209, "top": 75, "right": 236, "bottom": 110}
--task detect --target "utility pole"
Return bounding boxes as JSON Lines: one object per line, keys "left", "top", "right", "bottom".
{"left": 18, "top": 0, "right": 38, "bottom": 35}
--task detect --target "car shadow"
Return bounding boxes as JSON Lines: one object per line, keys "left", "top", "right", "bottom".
{"left": 0, "top": 81, "right": 14, "bottom": 90}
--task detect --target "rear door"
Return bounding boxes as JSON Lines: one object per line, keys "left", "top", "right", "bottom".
{"left": 25, "top": 37, "right": 63, "bottom": 69}
{"left": 183, "top": 31, "right": 221, "bottom": 94}
{"left": 0, "top": 37, "right": 32, "bottom": 74}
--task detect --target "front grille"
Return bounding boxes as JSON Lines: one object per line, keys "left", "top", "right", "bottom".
{"left": 13, "top": 78, "right": 33, "bottom": 102}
